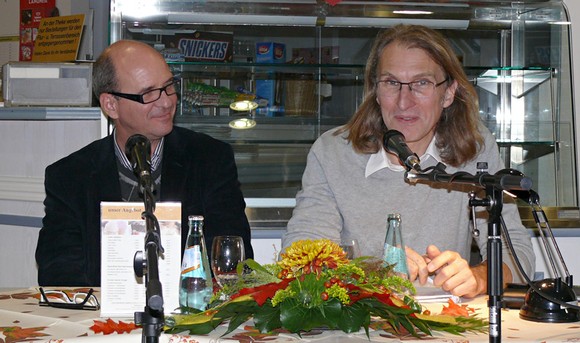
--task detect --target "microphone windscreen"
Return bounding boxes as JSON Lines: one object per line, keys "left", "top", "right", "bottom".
{"left": 125, "top": 134, "right": 152, "bottom": 176}
{"left": 383, "top": 129, "right": 405, "bottom": 153}
{"left": 125, "top": 134, "right": 150, "bottom": 157}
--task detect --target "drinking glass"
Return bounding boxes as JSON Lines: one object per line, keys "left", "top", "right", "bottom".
{"left": 211, "top": 235, "right": 245, "bottom": 288}
{"left": 340, "top": 239, "right": 360, "bottom": 259}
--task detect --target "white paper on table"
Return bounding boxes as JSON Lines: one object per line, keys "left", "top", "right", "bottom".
{"left": 413, "top": 277, "right": 462, "bottom": 304}
{"left": 100, "top": 202, "right": 182, "bottom": 317}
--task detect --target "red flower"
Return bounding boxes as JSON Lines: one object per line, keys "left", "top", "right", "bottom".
{"left": 231, "top": 278, "right": 295, "bottom": 306}
{"left": 325, "top": 0, "right": 342, "bottom": 6}
{"left": 344, "top": 283, "right": 399, "bottom": 307}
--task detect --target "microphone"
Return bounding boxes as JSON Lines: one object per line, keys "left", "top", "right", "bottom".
{"left": 125, "top": 134, "right": 153, "bottom": 194}
{"left": 383, "top": 129, "right": 421, "bottom": 172}
{"left": 478, "top": 173, "right": 533, "bottom": 191}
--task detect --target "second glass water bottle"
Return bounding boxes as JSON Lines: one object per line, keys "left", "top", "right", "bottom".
{"left": 383, "top": 213, "right": 409, "bottom": 278}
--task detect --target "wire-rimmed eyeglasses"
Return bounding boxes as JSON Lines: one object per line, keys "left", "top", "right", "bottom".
{"left": 109, "top": 80, "right": 179, "bottom": 104}
{"left": 376, "top": 77, "right": 449, "bottom": 98}
{"left": 39, "top": 287, "right": 100, "bottom": 311}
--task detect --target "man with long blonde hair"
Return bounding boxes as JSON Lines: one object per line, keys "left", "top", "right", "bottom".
{"left": 283, "top": 25, "right": 534, "bottom": 298}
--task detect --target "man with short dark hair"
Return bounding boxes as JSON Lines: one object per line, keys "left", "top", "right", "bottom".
{"left": 36, "top": 40, "right": 253, "bottom": 286}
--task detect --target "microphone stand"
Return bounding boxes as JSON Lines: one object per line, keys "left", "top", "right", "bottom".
{"left": 133, "top": 178, "right": 165, "bottom": 343}
{"left": 405, "top": 163, "right": 532, "bottom": 343}
{"left": 481, "top": 184, "right": 503, "bottom": 343}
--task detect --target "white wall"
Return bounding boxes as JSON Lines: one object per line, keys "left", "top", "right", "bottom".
{"left": 532, "top": 231, "right": 580, "bottom": 280}
{"left": 0, "top": 120, "right": 102, "bottom": 288}
{"left": 0, "top": 226, "right": 39, "bottom": 287}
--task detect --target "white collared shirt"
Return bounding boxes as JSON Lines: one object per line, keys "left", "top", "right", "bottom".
{"left": 365, "top": 135, "right": 443, "bottom": 177}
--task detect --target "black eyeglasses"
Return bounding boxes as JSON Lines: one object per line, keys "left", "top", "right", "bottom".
{"left": 109, "top": 80, "right": 179, "bottom": 104}
{"left": 39, "top": 287, "right": 100, "bottom": 311}
{"left": 377, "top": 77, "right": 449, "bottom": 98}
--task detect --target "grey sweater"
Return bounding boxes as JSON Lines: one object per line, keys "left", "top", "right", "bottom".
{"left": 282, "top": 126, "right": 535, "bottom": 282}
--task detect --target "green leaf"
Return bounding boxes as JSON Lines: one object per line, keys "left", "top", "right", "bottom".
{"left": 224, "top": 312, "right": 253, "bottom": 336}
{"left": 320, "top": 298, "right": 342, "bottom": 319}
{"left": 399, "top": 316, "right": 421, "bottom": 338}
{"left": 403, "top": 294, "right": 422, "bottom": 312}
{"left": 410, "top": 317, "right": 433, "bottom": 336}
{"left": 280, "top": 299, "right": 331, "bottom": 332}
{"left": 293, "top": 274, "right": 326, "bottom": 309}
{"left": 213, "top": 295, "right": 258, "bottom": 320}
{"left": 165, "top": 313, "right": 219, "bottom": 335}
{"left": 253, "top": 302, "right": 282, "bottom": 333}
{"left": 336, "top": 301, "right": 370, "bottom": 333}
{"left": 242, "top": 259, "right": 270, "bottom": 274}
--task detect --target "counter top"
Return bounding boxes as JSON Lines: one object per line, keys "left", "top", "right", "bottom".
{"left": 0, "top": 106, "right": 102, "bottom": 120}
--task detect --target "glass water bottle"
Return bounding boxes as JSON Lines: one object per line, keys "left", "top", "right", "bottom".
{"left": 383, "top": 213, "right": 409, "bottom": 278}
{"left": 179, "top": 215, "right": 213, "bottom": 312}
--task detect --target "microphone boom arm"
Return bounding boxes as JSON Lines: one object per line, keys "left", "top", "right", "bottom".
{"left": 405, "top": 163, "right": 533, "bottom": 191}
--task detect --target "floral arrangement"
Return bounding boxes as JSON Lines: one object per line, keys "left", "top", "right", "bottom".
{"left": 165, "top": 239, "right": 487, "bottom": 338}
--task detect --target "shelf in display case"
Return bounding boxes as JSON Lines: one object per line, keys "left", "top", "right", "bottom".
{"left": 175, "top": 115, "right": 346, "bottom": 144}
{"left": 170, "top": 60, "right": 365, "bottom": 123}
{"left": 466, "top": 66, "right": 553, "bottom": 98}
{"left": 484, "top": 120, "right": 565, "bottom": 144}
{"left": 169, "top": 61, "right": 365, "bottom": 74}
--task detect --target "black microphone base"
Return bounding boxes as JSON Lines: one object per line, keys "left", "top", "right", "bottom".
{"left": 503, "top": 283, "right": 529, "bottom": 309}
{"left": 135, "top": 309, "right": 164, "bottom": 343}
{"left": 520, "top": 278, "right": 580, "bottom": 323}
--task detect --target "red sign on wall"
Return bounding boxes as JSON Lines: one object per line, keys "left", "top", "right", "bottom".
{"left": 19, "top": 0, "right": 58, "bottom": 61}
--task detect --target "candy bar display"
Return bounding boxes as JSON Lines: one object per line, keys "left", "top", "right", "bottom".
{"left": 181, "top": 81, "right": 256, "bottom": 114}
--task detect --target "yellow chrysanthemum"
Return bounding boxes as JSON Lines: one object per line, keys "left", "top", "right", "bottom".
{"left": 278, "top": 239, "right": 348, "bottom": 277}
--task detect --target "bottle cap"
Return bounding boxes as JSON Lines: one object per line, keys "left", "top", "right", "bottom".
{"left": 387, "top": 213, "right": 401, "bottom": 220}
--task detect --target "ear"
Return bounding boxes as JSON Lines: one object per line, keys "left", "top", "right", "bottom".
{"left": 442, "top": 80, "right": 458, "bottom": 108}
{"left": 100, "top": 93, "right": 119, "bottom": 120}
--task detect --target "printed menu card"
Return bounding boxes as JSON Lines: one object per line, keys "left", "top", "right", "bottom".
{"left": 100, "top": 202, "right": 182, "bottom": 317}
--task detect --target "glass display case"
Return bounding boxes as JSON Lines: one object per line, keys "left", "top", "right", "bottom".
{"left": 109, "top": 0, "right": 577, "bottom": 219}
{"left": 166, "top": 60, "right": 364, "bottom": 198}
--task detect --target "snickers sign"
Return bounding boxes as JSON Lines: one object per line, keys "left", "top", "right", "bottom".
{"left": 179, "top": 38, "right": 228, "bottom": 61}
{"left": 163, "top": 31, "right": 233, "bottom": 63}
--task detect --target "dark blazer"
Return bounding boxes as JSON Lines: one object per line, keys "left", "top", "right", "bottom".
{"left": 36, "top": 126, "right": 253, "bottom": 286}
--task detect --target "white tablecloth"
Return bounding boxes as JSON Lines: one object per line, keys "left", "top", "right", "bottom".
{"left": 1, "top": 288, "right": 579, "bottom": 342}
